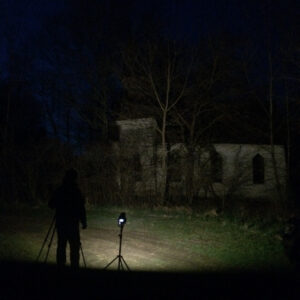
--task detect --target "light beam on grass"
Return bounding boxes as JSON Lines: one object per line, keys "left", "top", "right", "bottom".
{"left": 0, "top": 207, "right": 291, "bottom": 272}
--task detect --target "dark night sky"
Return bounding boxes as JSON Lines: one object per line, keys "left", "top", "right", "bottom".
{"left": 0, "top": 0, "right": 298, "bottom": 137}
{"left": 1, "top": 0, "right": 298, "bottom": 136}
{"left": 1, "top": 0, "right": 298, "bottom": 62}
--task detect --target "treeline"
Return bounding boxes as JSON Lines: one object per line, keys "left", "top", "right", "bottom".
{"left": 0, "top": 0, "right": 299, "bottom": 207}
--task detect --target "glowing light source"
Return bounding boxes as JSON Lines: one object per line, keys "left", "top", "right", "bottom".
{"left": 118, "top": 212, "right": 126, "bottom": 227}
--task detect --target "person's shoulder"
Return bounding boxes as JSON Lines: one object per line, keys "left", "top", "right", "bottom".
{"left": 53, "top": 185, "right": 68, "bottom": 199}
{"left": 67, "top": 183, "right": 83, "bottom": 195}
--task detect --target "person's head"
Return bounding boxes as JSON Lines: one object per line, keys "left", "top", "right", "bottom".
{"left": 63, "top": 168, "right": 78, "bottom": 184}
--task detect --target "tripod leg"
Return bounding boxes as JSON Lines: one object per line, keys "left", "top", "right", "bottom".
{"left": 36, "top": 216, "right": 56, "bottom": 262}
{"left": 44, "top": 223, "right": 56, "bottom": 263}
{"left": 80, "top": 244, "right": 87, "bottom": 268}
{"left": 118, "top": 255, "right": 121, "bottom": 271}
{"left": 103, "top": 256, "right": 119, "bottom": 270}
{"left": 120, "top": 256, "right": 130, "bottom": 271}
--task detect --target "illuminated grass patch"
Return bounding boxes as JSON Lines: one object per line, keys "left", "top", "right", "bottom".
{"left": 0, "top": 205, "right": 292, "bottom": 272}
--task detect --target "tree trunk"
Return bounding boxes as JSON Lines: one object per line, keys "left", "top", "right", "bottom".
{"left": 186, "top": 147, "right": 195, "bottom": 205}
{"left": 160, "top": 110, "right": 168, "bottom": 205}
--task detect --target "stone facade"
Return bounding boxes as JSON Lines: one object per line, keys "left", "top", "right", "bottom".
{"left": 114, "top": 118, "right": 286, "bottom": 200}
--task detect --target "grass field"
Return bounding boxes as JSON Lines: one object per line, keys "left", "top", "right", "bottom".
{"left": 0, "top": 204, "right": 293, "bottom": 273}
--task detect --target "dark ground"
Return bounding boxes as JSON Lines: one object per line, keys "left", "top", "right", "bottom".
{"left": 0, "top": 261, "right": 299, "bottom": 299}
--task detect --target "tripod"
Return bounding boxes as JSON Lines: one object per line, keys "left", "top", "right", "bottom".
{"left": 36, "top": 215, "right": 87, "bottom": 268}
{"left": 104, "top": 224, "right": 130, "bottom": 271}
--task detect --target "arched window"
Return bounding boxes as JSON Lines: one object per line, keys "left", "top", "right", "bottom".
{"left": 253, "top": 154, "right": 264, "bottom": 184}
{"left": 211, "top": 151, "right": 223, "bottom": 183}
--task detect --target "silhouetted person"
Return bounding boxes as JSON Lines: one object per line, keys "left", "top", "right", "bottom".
{"left": 49, "top": 169, "right": 87, "bottom": 269}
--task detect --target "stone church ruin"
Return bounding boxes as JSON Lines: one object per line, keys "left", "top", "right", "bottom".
{"left": 112, "top": 118, "right": 286, "bottom": 203}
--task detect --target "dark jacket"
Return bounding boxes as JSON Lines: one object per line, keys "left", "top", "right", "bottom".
{"left": 49, "top": 181, "right": 87, "bottom": 228}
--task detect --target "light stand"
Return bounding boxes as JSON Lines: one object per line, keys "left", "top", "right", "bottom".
{"left": 104, "top": 212, "right": 130, "bottom": 271}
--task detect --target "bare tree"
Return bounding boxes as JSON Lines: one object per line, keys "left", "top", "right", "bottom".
{"left": 170, "top": 38, "right": 231, "bottom": 205}
{"left": 120, "top": 38, "right": 193, "bottom": 203}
